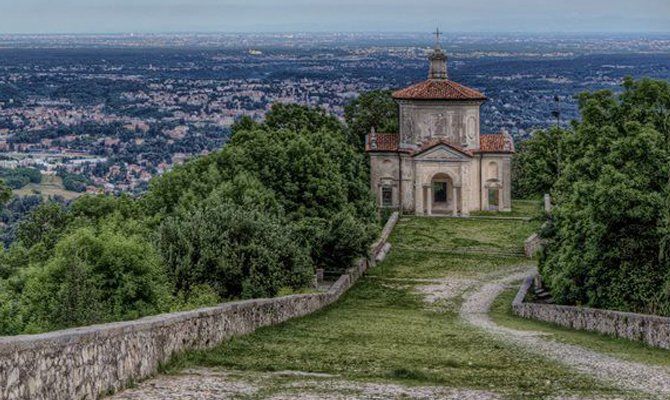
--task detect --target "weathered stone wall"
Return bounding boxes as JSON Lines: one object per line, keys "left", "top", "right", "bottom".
{"left": 512, "top": 275, "right": 670, "bottom": 350}
{"left": 0, "top": 213, "right": 399, "bottom": 400}
{"left": 397, "top": 100, "right": 481, "bottom": 149}
{"left": 523, "top": 233, "right": 543, "bottom": 257}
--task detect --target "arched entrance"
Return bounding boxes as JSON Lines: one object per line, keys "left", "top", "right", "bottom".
{"left": 424, "top": 173, "right": 460, "bottom": 215}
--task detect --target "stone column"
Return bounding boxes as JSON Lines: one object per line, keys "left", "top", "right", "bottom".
{"left": 460, "top": 187, "right": 469, "bottom": 216}
{"left": 415, "top": 185, "right": 424, "bottom": 215}
{"left": 426, "top": 186, "right": 432, "bottom": 216}
{"left": 452, "top": 186, "right": 458, "bottom": 215}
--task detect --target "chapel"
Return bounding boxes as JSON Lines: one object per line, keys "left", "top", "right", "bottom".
{"left": 366, "top": 32, "right": 514, "bottom": 215}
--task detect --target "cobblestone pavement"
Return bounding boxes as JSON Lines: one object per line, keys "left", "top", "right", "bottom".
{"left": 109, "top": 368, "right": 501, "bottom": 400}
{"left": 459, "top": 267, "right": 670, "bottom": 399}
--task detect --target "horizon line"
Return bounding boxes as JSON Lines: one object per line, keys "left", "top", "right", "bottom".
{"left": 2, "top": 31, "right": 670, "bottom": 36}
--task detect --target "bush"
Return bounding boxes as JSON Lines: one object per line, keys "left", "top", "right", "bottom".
{"left": 159, "top": 201, "right": 312, "bottom": 300}
{"left": 20, "top": 225, "right": 170, "bottom": 332}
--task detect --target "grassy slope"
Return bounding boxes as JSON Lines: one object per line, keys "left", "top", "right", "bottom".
{"left": 470, "top": 199, "right": 543, "bottom": 218}
{"left": 491, "top": 287, "right": 670, "bottom": 369}
{"left": 165, "top": 209, "right": 638, "bottom": 399}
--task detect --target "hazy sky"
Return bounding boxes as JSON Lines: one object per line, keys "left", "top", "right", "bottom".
{"left": 1, "top": 0, "right": 669, "bottom": 34}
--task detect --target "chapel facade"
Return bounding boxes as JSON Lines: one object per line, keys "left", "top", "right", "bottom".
{"left": 366, "top": 34, "right": 514, "bottom": 215}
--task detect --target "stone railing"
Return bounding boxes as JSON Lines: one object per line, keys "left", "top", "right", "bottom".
{"left": 0, "top": 212, "right": 399, "bottom": 400}
{"left": 523, "top": 233, "right": 544, "bottom": 258}
{"left": 512, "top": 275, "right": 670, "bottom": 350}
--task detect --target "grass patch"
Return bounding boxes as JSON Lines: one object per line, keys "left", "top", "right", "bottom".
{"left": 471, "top": 199, "right": 543, "bottom": 218}
{"left": 392, "top": 216, "right": 537, "bottom": 255}
{"left": 490, "top": 286, "right": 670, "bottom": 369}
{"left": 368, "top": 250, "right": 528, "bottom": 279}
{"left": 14, "top": 175, "right": 83, "bottom": 200}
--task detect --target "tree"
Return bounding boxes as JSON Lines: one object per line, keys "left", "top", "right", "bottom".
{"left": 158, "top": 195, "right": 312, "bottom": 300}
{"left": 512, "top": 127, "right": 565, "bottom": 199}
{"left": 230, "top": 115, "right": 259, "bottom": 137}
{"left": 344, "top": 90, "right": 398, "bottom": 149}
{"left": 264, "top": 103, "right": 344, "bottom": 134}
{"left": 540, "top": 78, "right": 670, "bottom": 316}
{"left": 20, "top": 224, "right": 170, "bottom": 332}
{"left": 16, "top": 202, "right": 72, "bottom": 251}
{"left": 145, "top": 104, "right": 377, "bottom": 274}
{"left": 0, "top": 179, "right": 11, "bottom": 205}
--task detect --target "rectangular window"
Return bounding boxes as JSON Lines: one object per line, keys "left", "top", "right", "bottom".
{"left": 382, "top": 187, "right": 393, "bottom": 207}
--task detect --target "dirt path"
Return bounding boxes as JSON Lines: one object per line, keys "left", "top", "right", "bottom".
{"left": 459, "top": 267, "right": 670, "bottom": 398}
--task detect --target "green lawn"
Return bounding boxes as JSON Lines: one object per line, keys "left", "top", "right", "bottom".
{"left": 470, "top": 199, "right": 543, "bottom": 218}
{"left": 491, "top": 286, "right": 670, "bottom": 369}
{"left": 390, "top": 216, "right": 537, "bottom": 256}
{"left": 165, "top": 215, "right": 634, "bottom": 399}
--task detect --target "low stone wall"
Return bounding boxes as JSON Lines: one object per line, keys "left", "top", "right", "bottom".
{"left": 512, "top": 275, "right": 670, "bottom": 350}
{"left": 0, "top": 212, "right": 399, "bottom": 400}
{"left": 523, "top": 233, "right": 543, "bottom": 258}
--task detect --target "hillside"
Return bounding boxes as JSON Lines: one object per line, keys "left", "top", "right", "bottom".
{"left": 111, "top": 206, "right": 670, "bottom": 399}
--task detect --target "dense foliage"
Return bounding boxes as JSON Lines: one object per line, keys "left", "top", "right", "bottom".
{"left": 344, "top": 90, "right": 399, "bottom": 148}
{"left": 57, "top": 170, "right": 91, "bottom": 193}
{"left": 512, "top": 127, "right": 564, "bottom": 199}
{"left": 0, "top": 167, "right": 42, "bottom": 189}
{"left": 0, "top": 103, "right": 378, "bottom": 335}
{"left": 539, "top": 78, "right": 670, "bottom": 316}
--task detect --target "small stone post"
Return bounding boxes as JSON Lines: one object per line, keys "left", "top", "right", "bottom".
{"left": 544, "top": 193, "right": 552, "bottom": 214}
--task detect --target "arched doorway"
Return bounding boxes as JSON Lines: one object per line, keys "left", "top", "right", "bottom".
{"left": 431, "top": 173, "right": 454, "bottom": 215}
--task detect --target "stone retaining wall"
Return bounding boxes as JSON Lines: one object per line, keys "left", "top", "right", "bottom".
{"left": 512, "top": 275, "right": 670, "bottom": 350}
{"left": 0, "top": 212, "right": 399, "bottom": 400}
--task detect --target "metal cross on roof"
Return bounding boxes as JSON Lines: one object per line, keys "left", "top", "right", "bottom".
{"left": 434, "top": 28, "right": 442, "bottom": 48}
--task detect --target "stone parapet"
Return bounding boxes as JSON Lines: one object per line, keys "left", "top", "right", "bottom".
{"left": 512, "top": 275, "right": 670, "bottom": 350}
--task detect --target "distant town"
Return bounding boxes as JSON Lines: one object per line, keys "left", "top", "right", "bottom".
{"left": 0, "top": 32, "right": 669, "bottom": 198}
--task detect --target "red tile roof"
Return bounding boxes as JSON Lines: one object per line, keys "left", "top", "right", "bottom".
{"left": 366, "top": 132, "right": 514, "bottom": 154}
{"left": 365, "top": 133, "right": 399, "bottom": 152}
{"left": 392, "top": 79, "right": 487, "bottom": 101}
{"left": 477, "top": 133, "right": 515, "bottom": 153}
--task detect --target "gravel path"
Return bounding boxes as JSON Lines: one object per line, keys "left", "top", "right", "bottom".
{"left": 459, "top": 267, "right": 670, "bottom": 398}
{"left": 109, "top": 368, "right": 501, "bottom": 400}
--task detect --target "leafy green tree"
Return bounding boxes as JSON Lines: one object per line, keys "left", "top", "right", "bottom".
{"left": 70, "top": 194, "right": 142, "bottom": 222}
{"left": 0, "top": 179, "right": 11, "bottom": 205}
{"left": 540, "top": 78, "right": 670, "bottom": 315}
{"left": 230, "top": 115, "right": 259, "bottom": 137}
{"left": 20, "top": 223, "right": 170, "bottom": 332}
{"left": 145, "top": 104, "right": 377, "bottom": 274}
{"left": 158, "top": 197, "right": 312, "bottom": 300}
{"left": 512, "top": 127, "right": 565, "bottom": 199}
{"left": 344, "top": 90, "right": 398, "bottom": 149}
{"left": 16, "top": 202, "right": 72, "bottom": 250}
{"left": 264, "top": 103, "right": 344, "bottom": 134}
